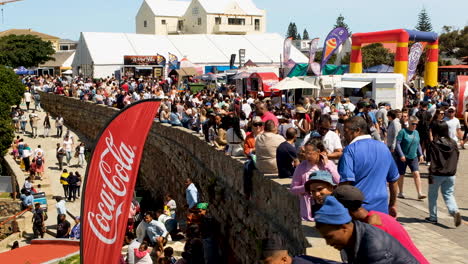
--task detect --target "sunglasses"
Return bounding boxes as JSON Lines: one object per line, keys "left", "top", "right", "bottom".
{"left": 411, "top": 123, "right": 418, "bottom": 126}
{"left": 438, "top": 112, "right": 445, "bottom": 115}
{"left": 253, "top": 122, "right": 264, "bottom": 127}
{"left": 448, "top": 110, "right": 455, "bottom": 113}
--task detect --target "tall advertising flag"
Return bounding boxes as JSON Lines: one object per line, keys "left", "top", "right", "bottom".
{"left": 157, "top": 54, "right": 167, "bottom": 67}
{"left": 168, "top": 53, "right": 179, "bottom": 70}
{"left": 407, "top": 42, "right": 425, "bottom": 82}
{"left": 80, "top": 100, "right": 161, "bottom": 264}
{"left": 320, "top": 27, "right": 349, "bottom": 69}
{"left": 308, "top": 38, "right": 321, "bottom": 75}
{"left": 283, "top": 37, "right": 293, "bottom": 67}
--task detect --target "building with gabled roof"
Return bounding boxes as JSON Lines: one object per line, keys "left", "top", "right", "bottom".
{"left": 136, "top": 0, "right": 266, "bottom": 35}
{"left": 0, "top": 28, "right": 60, "bottom": 50}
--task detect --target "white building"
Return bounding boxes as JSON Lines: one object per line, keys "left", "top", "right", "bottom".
{"left": 72, "top": 32, "right": 308, "bottom": 78}
{"left": 136, "top": 0, "right": 266, "bottom": 35}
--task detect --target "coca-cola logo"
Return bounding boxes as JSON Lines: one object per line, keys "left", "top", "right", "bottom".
{"left": 87, "top": 132, "right": 136, "bottom": 244}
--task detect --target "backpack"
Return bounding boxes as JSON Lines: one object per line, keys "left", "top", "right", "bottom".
{"left": 36, "top": 157, "right": 43, "bottom": 167}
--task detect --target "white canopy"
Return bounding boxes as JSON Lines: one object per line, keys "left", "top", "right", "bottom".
{"left": 271, "top": 77, "right": 319, "bottom": 90}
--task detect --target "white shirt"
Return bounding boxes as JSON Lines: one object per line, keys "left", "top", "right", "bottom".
{"left": 63, "top": 139, "right": 73, "bottom": 151}
{"left": 444, "top": 117, "right": 461, "bottom": 142}
{"left": 34, "top": 148, "right": 44, "bottom": 157}
{"left": 24, "top": 92, "right": 32, "bottom": 102}
{"left": 135, "top": 221, "right": 148, "bottom": 243}
{"left": 55, "top": 200, "right": 67, "bottom": 215}
{"left": 22, "top": 148, "right": 32, "bottom": 158}
{"left": 322, "top": 130, "right": 343, "bottom": 154}
{"left": 126, "top": 239, "right": 141, "bottom": 264}
{"left": 242, "top": 103, "right": 252, "bottom": 117}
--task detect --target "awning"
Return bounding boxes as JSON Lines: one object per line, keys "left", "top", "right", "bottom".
{"left": 336, "top": 81, "right": 371, "bottom": 89}
{"left": 271, "top": 77, "right": 319, "bottom": 90}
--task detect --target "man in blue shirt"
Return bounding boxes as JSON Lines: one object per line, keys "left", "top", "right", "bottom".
{"left": 185, "top": 178, "right": 198, "bottom": 209}
{"left": 338, "top": 116, "right": 399, "bottom": 217}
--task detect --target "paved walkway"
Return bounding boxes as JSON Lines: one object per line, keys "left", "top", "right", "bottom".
{"left": 12, "top": 104, "right": 87, "bottom": 240}
{"left": 273, "top": 146, "right": 468, "bottom": 264}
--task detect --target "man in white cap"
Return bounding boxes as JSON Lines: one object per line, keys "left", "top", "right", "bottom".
{"left": 444, "top": 106, "right": 462, "bottom": 145}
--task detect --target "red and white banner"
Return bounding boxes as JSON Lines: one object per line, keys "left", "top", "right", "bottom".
{"left": 80, "top": 100, "right": 160, "bottom": 264}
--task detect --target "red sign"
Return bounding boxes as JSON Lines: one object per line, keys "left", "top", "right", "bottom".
{"left": 455, "top": 76, "right": 468, "bottom": 118}
{"left": 80, "top": 100, "right": 160, "bottom": 264}
{"left": 124, "top": 55, "right": 159, "bottom": 65}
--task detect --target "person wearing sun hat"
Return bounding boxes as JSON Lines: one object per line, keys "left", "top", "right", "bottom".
{"left": 332, "top": 185, "right": 429, "bottom": 264}
{"left": 295, "top": 105, "right": 310, "bottom": 147}
{"left": 315, "top": 196, "right": 419, "bottom": 264}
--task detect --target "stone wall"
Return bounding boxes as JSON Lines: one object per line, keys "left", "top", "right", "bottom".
{"left": 0, "top": 199, "right": 20, "bottom": 217}
{"left": 39, "top": 92, "right": 307, "bottom": 263}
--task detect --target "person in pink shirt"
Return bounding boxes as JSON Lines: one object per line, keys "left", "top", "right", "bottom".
{"left": 255, "top": 102, "right": 279, "bottom": 127}
{"left": 290, "top": 139, "right": 340, "bottom": 221}
{"left": 333, "top": 185, "right": 429, "bottom": 264}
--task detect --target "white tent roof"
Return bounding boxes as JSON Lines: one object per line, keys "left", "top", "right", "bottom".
{"left": 271, "top": 77, "right": 319, "bottom": 90}
{"left": 62, "top": 52, "right": 75, "bottom": 68}
{"left": 198, "top": 0, "right": 263, "bottom": 15}
{"left": 145, "top": 0, "right": 190, "bottom": 17}
{"left": 73, "top": 32, "right": 308, "bottom": 66}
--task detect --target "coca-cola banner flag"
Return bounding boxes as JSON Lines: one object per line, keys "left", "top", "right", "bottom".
{"left": 407, "top": 42, "right": 425, "bottom": 82}
{"left": 320, "top": 27, "right": 349, "bottom": 69}
{"left": 80, "top": 100, "right": 160, "bottom": 264}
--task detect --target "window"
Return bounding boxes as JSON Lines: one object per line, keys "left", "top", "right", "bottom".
{"left": 215, "top": 17, "right": 221, "bottom": 25}
{"left": 144, "top": 20, "right": 147, "bottom": 28}
{"left": 254, "top": 19, "right": 260, "bottom": 31}
{"left": 178, "top": 20, "right": 184, "bottom": 31}
{"left": 198, "top": 18, "right": 202, "bottom": 25}
{"left": 192, "top": 7, "right": 199, "bottom": 15}
{"left": 60, "top": 45, "right": 69, "bottom": 51}
{"left": 228, "top": 18, "right": 245, "bottom": 25}
{"left": 161, "top": 20, "right": 166, "bottom": 25}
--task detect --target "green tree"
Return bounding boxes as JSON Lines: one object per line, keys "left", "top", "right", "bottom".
{"left": 286, "top": 22, "right": 299, "bottom": 40}
{"left": 334, "top": 14, "right": 351, "bottom": 33}
{"left": 361, "top": 43, "right": 395, "bottom": 68}
{"left": 303, "top": 29, "right": 310, "bottom": 40}
{"left": 297, "top": 33, "right": 302, "bottom": 40}
{"left": 0, "top": 66, "right": 24, "bottom": 155}
{"left": 439, "top": 25, "right": 468, "bottom": 58}
{"left": 415, "top": 8, "right": 433, "bottom": 32}
{"left": 0, "top": 34, "right": 55, "bottom": 68}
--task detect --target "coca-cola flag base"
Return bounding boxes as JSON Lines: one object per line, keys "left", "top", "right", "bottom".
{"left": 80, "top": 100, "right": 160, "bottom": 264}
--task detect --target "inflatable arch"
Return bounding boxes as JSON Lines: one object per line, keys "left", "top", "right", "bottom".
{"left": 350, "top": 29, "right": 439, "bottom": 87}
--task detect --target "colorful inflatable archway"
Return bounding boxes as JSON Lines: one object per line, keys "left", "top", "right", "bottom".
{"left": 350, "top": 29, "right": 439, "bottom": 86}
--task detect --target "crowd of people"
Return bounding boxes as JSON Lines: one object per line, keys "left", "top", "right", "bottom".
{"left": 17, "top": 74, "right": 468, "bottom": 263}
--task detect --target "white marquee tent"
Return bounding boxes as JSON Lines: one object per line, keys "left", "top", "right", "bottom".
{"left": 72, "top": 32, "right": 308, "bottom": 78}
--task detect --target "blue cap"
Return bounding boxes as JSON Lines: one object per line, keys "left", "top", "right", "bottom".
{"left": 305, "top": 170, "right": 336, "bottom": 187}
{"left": 315, "top": 196, "right": 352, "bottom": 225}
{"left": 205, "top": 102, "right": 212, "bottom": 106}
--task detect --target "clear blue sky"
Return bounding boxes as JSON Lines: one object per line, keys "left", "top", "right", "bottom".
{"left": 0, "top": 0, "right": 467, "bottom": 41}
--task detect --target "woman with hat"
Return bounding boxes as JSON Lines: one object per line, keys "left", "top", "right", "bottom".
{"left": 294, "top": 106, "right": 310, "bottom": 147}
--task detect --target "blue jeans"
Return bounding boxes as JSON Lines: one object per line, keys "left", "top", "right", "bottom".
{"left": 428, "top": 175, "right": 459, "bottom": 220}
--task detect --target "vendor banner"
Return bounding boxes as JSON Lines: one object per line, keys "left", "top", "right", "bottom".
{"left": 80, "top": 100, "right": 160, "bottom": 264}
{"left": 283, "top": 37, "right": 293, "bottom": 67}
{"left": 407, "top": 42, "right": 425, "bottom": 82}
{"left": 124, "top": 56, "right": 159, "bottom": 66}
{"left": 320, "top": 27, "right": 349, "bottom": 69}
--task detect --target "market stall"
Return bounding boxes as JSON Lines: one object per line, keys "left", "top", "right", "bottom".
{"left": 247, "top": 72, "right": 279, "bottom": 97}
{"left": 168, "top": 67, "right": 198, "bottom": 87}
{"left": 122, "top": 55, "right": 165, "bottom": 79}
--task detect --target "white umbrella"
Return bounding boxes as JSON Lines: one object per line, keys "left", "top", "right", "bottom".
{"left": 270, "top": 77, "right": 319, "bottom": 91}
{"left": 62, "top": 70, "right": 73, "bottom": 74}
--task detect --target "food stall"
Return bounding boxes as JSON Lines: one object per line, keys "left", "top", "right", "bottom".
{"left": 168, "top": 68, "right": 198, "bottom": 86}
{"left": 247, "top": 72, "right": 279, "bottom": 97}
{"left": 122, "top": 55, "right": 165, "bottom": 79}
